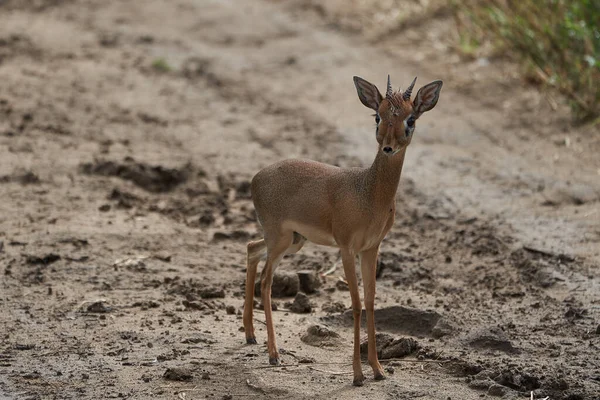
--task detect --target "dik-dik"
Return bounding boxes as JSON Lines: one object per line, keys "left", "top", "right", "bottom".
{"left": 243, "top": 75, "right": 442, "bottom": 386}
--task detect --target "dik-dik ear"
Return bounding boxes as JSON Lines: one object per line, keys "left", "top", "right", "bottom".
{"left": 413, "top": 80, "right": 443, "bottom": 118}
{"left": 353, "top": 76, "right": 383, "bottom": 112}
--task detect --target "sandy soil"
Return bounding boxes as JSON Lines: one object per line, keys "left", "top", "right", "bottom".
{"left": 1, "top": 1, "right": 599, "bottom": 399}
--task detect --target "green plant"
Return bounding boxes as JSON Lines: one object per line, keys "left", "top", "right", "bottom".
{"left": 452, "top": 0, "right": 600, "bottom": 121}
{"left": 151, "top": 58, "right": 171, "bottom": 73}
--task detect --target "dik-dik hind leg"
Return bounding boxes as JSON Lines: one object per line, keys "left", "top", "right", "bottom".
{"left": 244, "top": 234, "right": 305, "bottom": 345}
{"left": 243, "top": 239, "right": 266, "bottom": 344}
{"left": 261, "top": 231, "right": 294, "bottom": 365}
{"left": 360, "top": 246, "right": 385, "bottom": 381}
{"left": 341, "top": 248, "right": 365, "bottom": 386}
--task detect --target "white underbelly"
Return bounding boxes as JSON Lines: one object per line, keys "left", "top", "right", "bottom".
{"left": 284, "top": 221, "right": 338, "bottom": 247}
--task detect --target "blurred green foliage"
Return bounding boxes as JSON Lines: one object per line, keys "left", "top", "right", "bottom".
{"left": 151, "top": 58, "right": 171, "bottom": 73}
{"left": 452, "top": 0, "right": 600, "bottom": 122}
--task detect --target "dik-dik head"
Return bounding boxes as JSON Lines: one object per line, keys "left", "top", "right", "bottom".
{"left": 353, "top": 75, "right": 442, "bottom": 156}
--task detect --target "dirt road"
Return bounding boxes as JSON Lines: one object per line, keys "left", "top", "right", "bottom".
{"left": 1, "top": 1, "right": 599, "bottom": 399}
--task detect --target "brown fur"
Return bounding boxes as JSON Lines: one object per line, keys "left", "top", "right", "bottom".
{"left": 243, "top": 76, "right": 442, "bottom": 386}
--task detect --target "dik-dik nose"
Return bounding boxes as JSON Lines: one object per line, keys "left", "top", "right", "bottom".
{"left": 383, "top": 146, "right": 393, "bottom": 154}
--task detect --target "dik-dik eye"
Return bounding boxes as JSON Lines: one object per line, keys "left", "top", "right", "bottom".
{"left": 374, "top": 114, "right": 380, "bottom": 124}
{"left": 404, "top": 115, "right": 415, "bottom": 137}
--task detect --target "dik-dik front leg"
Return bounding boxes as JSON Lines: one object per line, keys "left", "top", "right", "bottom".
{"left": 360, "top": 246, "right": 385, "bottom": 380}
{"left": 341, "top": 248, "right": 365, "bottom": 386}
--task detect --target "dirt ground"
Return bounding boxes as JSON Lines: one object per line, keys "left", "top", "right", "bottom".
{"left": 1, "top": 1, "right": 599, "bottom": 399}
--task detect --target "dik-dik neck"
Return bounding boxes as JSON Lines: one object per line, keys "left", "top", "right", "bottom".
{"left": 365, "top": 148, "right": 407, "bottom": 207}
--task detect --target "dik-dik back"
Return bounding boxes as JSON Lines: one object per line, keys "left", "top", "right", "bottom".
{"left": 251, "top": 158, "right": 365, "bottom": 246}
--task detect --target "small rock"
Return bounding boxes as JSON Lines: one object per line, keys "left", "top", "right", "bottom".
{"left": 487, "top": 384, "right": 508, "bottom": 397}
{"left": 26, "top": 253, "right": 60, "bottom": 265}
{"left": 14, "top": 344, "right": 35, "bottom": 350}
{"left": 565, "top": 307, "right": 586, "bottom": 320}
{"left": 468, "top": 377, "right": 494, "bottom": 391}
{"left": 226, "top": 305, "right": 236, "bottom": 315}
{"left": 235, "top": 180, "right": 251, "bottom": 198}
{"left": 201, "top": 372, "right": 210, "bottom": 380}
{"left": 132, "top": 300, "right": 160, "bottom": 310}
{"left": 182, "top": 300, "right": 206, "bottom": 311}
{"left": 385, "top": 366, "right": 395, "bottom": 374}
{"left": 596, "top": 324, "right": 600, "bottom": 334}
{"left": 289, "top": 293, "right": 312, "bottom": 313}
{"left": 98, "top": 204, "right": 111, "bottom": 212}
{"left": 322, "top": 302, "right": 346, "bottom": 314}
{"left": 376, "top": 259, "right": 385, "bottom": 278}
{"left": 297, "top": 270, "right": 321, "bottom": 294}
{"left": 431, "top": 319, "right": 455, "bottom": 338}
{"left": 16, "top": 171, "right": 40, "bottom": 185}
{"left": 163, "top": 367, "right": 193, "bottom": 381}
{"left": 22, "top": 372, "right": 41, "bottom": 379}
{"left": 255, "top": 272, "right": 299, "bottom": 298}
{"left": 198, "top": 212, "right": 215, "bottom": 226}
{"left": 335, "top": 279, "right": 349, "bottom": 291}
{"left": 381, "top": 337, "right": 419, "bottom": 359}
{"left": 200, "top": 287, "right": 225, "bottom": 299}
{"left": 222, "top": 395, "right": 233, "bottom": 400}
{"left": 212, "top": 230, "right": 250, "bottom": 242}
{"left": 86, "top": 301, "right": 111, "bottom": 313}
{"left": 466, "top": 327, "right": 519, "bottom": 354}
{"left": 182, "top": 335, "right": 216, "bottom": 344}
{"left": 81, "top": 373, "right": 89, "bottom": 380}
{"left": 99, "top": 32, "right": 119, "bottom": 47}
{"left": 360, "top": 333, "right": 419, "bottom": 360}
{"left": 258, "top": 302, "right": 278, "bottom": 311}
{"left": 153, "top": 252, "right": 172, "bottom": 262}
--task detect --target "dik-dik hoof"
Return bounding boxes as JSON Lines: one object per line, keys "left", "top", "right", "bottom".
{"left": 246, "top": 337, "right": 257, "bottom": 345}
{"left": 374, "top": 371, "right": 386, "bottom": 381}
{"left": 352, "top": 375, "right": 365, "bottom": 387}
{"left": 269, "top": 356, "right": 280, "bottom": 366}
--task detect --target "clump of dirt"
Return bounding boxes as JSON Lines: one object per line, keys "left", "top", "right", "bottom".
{"left": 360, "top": 333, "right": 419, "bottom": 360}
{"left": 288, "top": 292, "right": 312, "bottom": 313}
{"left": 254, "top": 272, "right": 299, "bottom": 298}
{"left": 213, "top": 230, "right": 252, "bottom": 242}
{"left": 465, "top": 327, "right": 519, "bottom": 354}
{"left": 301, "top": 324, "right": 341, "bottom": 347}
{"left": 0, "top": 34, "right": 41, "bottom": 62}
{"left": 108, "top": 188, "right": 141, "bottom": 209}
{"left": 322, "top": 301, "right": 346, "bottom": 314}
{"left": 80, "top": 157, "right": 194, "bottom": 192}
{"left": 454, "top": 359, "right": 587, "bottom": 399}
{"left": 324, "top": 305, "right": 452, "bottom": 338}
{"left": 163, "top": 367, "right": 193, "bottom": 382}
{"left": 217, "top": 173, "right": 253, "bottom": 200}
{"left": 25, "top": 253, "right": 60, "bottom": 265}
{"left": 297, "top": 270, "right": 321, "bottom": 294}
{"left": 85, "top": 301, "right": 112, "bottom": 314}
{"left": 166, "top": 277, "right": 227, "bottom": 303}
{"left": 377, "top": 251, "right": 432, "bottom": 286}
{"left": 0, "top": 170, "right": 40, "bottom": 185}
{"left": 511, "top": 247, "right": 575, "bottom": 288}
